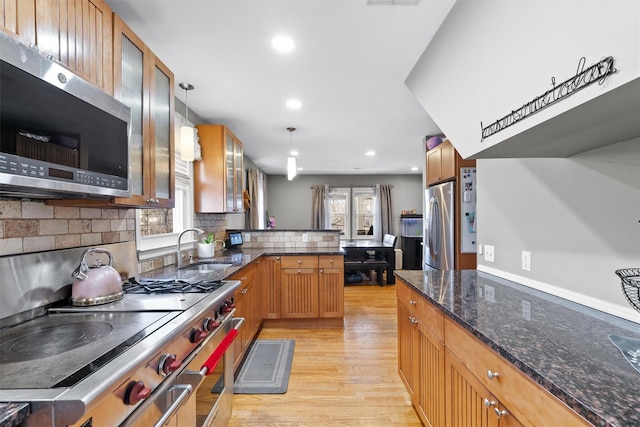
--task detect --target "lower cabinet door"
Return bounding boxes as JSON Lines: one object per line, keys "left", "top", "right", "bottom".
{"left": 445, "top": 349, "right": 524, "bottom": 427}
{"left": 280, "top": 268, "right": 319, "bottom": 318}
{"left": 416, "top": 320, "right": 445, "bottom": 427}
{"left": 318, "top": 267, "right": 344, "bottom": 318}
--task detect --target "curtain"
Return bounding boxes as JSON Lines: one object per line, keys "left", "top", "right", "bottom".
{"left": 377, "top": 184, "right": 393, "bottom": 237}
{"left": 311, "top": 185, "right": 327, "bottom": 229}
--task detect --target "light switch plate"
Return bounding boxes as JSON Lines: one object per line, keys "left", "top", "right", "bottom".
{"left": 522, "top": 251, "right": 531, "bottom": 271}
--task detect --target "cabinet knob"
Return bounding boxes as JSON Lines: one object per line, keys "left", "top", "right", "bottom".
{"left": 241, "top": 288, "right": 248, "bottom": 294}
{"left": 483, "top": 399, "right": 496, "bottom": 409}
{"left": 487, "top": 370, "right": 500, "bottom": 380}
{"left": 297, "top": 259, "right": 302, "bottom": 264}
{"left": 494, "top": 408, "right": 508, "bottom": 418}
{"left": 409, "top": 300, "right": 417, "bottom": 305}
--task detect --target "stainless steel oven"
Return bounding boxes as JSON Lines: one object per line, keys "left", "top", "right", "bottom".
{"left": 0, "top": 242, "right": 243, "bottom": 427}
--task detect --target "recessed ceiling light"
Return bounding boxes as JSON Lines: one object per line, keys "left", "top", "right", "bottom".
{"left": 411, "top": 166, "right": 419, "bottom": 171}
{"left": 365, "top": 151, "right": 376, "bottom": 156}
{"left": 290, "top": 150, "right": 299, "bottom": 156}
{"left": 286, "top": 99, "right": 302, "bottom": 109}
{"left": 272, "top": 36, "right": 295, "bottom": 52}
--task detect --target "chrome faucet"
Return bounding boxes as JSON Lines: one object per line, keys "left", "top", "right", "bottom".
{"left": 176, "top": 228, "right": 204, "bottom": 267}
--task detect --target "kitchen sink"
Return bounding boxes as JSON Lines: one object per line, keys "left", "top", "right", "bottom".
{"left": 179, "top": 262, "right": 233, "bottom": 272}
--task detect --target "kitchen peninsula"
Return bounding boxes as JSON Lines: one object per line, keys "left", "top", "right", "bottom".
{"left": 395, "top": 269, "right": 640, "bottom": 427}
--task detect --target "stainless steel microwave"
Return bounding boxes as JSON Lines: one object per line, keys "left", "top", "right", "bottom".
{"left": 0, "top": 31, "right": 131, "bottom": 199}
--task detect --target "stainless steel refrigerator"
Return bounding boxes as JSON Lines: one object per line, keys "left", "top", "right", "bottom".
{"left": 424, "top": 181, "right": 455, "bottom": 270}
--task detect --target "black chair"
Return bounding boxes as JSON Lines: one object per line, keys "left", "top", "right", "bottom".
{"left": 343, "top": 247, "right": 367, "bottom": 283}
{"left": 364, "top": 234, "right": 397, "bottom": 286}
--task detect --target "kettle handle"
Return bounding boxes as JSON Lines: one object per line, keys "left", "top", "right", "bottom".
{"left": 72, "top": 248, "right": 114, "bottom": 280}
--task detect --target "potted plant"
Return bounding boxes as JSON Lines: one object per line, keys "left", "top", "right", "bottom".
{"left": 197, "top": 232, "right": 215, "bottom": 259}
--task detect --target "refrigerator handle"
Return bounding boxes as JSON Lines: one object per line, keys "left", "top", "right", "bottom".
{"left": 427, "top": 197, "right": 434, "bottom": 252}
{"left": 432, "top": 197, "right": 440, "bottom": 256}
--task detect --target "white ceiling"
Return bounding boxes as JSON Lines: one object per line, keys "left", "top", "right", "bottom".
{"left": 105, "top": 0, "right": 455, "bottom": 176}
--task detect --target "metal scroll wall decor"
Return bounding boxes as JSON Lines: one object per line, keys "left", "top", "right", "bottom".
{"left": 481, "top": 56, "right": 616, "bottom": 140}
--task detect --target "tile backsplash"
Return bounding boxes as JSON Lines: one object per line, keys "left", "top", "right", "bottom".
{"left": 0, "top": 200, "right": 135, "bottom": 256}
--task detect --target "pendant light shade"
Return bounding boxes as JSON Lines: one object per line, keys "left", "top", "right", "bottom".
{"left": 179, "top": 83, "right": 195, "bottom": 161}
{"left": 286, "top": 127, "right": 297, "bottom": 181}
{"left": 287, "top": 156, "right": 297, "bottom": 181}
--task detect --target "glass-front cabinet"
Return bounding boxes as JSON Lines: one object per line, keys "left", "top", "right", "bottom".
{"left": 195, "top": 124, "right": 244, "bottom": 213}
{"left": 107, "top": 15, "right": 175, "bottom": 208}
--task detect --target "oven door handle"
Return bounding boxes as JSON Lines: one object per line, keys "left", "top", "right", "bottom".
{"left": 152, "top": 384, "right": 192, "bottom": 427}
{"left": 200, "top": 317, "right": 245, "bottom": 376}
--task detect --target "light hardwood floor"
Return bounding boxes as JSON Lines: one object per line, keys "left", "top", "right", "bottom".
{"left": 227, "top": 283, "right": 422, "bottom": 427}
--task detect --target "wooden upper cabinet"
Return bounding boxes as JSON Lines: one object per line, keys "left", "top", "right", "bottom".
{"left": 426, "top": 139, "right": 458, "bottom": 186}
{"left": 194, "top": 125, "right": 244, "bottom": 213}
{"left": 106, "top": 15, "right": 174, "bottom": 208}
{"left": 0, "top": 0, "right": 36, "bottom": 44}
{"left": 1, "top": 0, "right": 114, "bottom": 94}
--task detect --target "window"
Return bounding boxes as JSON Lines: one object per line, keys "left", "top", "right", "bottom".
{"left": 328, "top": 187, "right": 375, "bottom": 240}
{"left": 136, "top": 131, "right": 194, "bottom": 258}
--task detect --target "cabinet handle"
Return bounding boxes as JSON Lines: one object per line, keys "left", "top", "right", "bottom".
{"left": 276, "top": 257, "right": 280, "bottom": 260}
{"left": 297, "top": 259, "right": 302, "bottom": 264}
{"left": 483, "top": 399, "right": 496, "bottom": 409}
{"left": 487, "top": 370, "right": 500, "bottom": 380}
{"left": 241, "top": 288, "right": 248, "bottom": 294}
{"left": 494, "top": 408, "right": 508, "bottom": 418}
{"left": 320, "top": 269, "right": 324, "bottom": 273}
{"left": 409, "top": 300, "right": 417, "bottom": 305}
{"left": 408, "top": 316, "right": 418, "bottom": 324}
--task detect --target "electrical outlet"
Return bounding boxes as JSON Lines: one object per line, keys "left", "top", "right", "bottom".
{"left": 484, "top": 285, "right": 495, "bottom": 302}
{"left": 484, "top": 245, "right": 495, "bottom": 262}
{"left": 478, "top": 244, "right": 483, "bottom": 255}
{"left": 521, "top": 251, "right": 531, "bottom": 271}
{"left": 244, "top": 233, "right": 251, "bottom": 243}
{"left": 302, "top": 233, "right": 308, "bottom": 242}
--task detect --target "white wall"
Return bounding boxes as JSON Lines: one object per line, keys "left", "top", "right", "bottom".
{"left": 406, "top": 0, "right": 640, "bottom": 159}
{"left": 266, "top": 174, "right": 423, "bottom": 235}
{"left": 477, "top": 138, "right": 640, "bottom": 321}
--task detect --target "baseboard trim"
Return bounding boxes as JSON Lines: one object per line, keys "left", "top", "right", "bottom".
{"left": 477, "top": 265, "right": 640, "bottom": 324}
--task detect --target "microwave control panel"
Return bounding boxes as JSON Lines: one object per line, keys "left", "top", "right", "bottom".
{"left": 0, "top": 153, "right": 128, "bottom": 191}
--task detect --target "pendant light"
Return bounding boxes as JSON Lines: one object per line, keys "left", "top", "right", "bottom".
{"left": 286, "top": 127, "right": 297, "bottom": 181}
{"left": 179, "top": 83, "right": 196, "bottom": 161}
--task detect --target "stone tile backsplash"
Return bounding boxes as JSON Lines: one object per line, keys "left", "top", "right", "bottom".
{"left": 0, "top": 200, "right": 135, "bottom": 256}
{"left": 239, "top": 230, "right": 341, "bottom": 249}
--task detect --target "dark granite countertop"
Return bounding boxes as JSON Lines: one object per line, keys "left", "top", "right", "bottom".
{"left": 395, "top": 269, "right": 640, "bottom": 427}
{"left": 144, "top": 247, "right": 344, "bottom": 281}
{"left": 0, "top": 403, "right": 29, "bottom": 427}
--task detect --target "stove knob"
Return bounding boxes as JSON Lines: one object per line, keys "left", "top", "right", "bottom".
{"left": 223, "top": 297, "right": 236, "bottom": 313}
{"left": 158, "top": 354, "right": 181, "bottom": 376}
{"left": 203, "top": 316, "right": 220, "bottom": 331}
{"left": 190, "top": 327, "right": 207, "bottom": 343}
{"left": 124, "top": 380, "right": 151, "bottom": 405}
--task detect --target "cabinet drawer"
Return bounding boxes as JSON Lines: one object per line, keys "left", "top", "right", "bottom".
{"left": 444, "top": 317, "right": 588, "bottom": 427}
{"left": 228, "top": 264, "right": 255, "bottom": 286}
{"left": 280, "top": 256, "right": 318, "bottom": 269}
{"left": 397, "top": 280, "right": 444, "bottom": 341}
{"left": 319, "top": 255, "right": 343, "bottom": 269}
